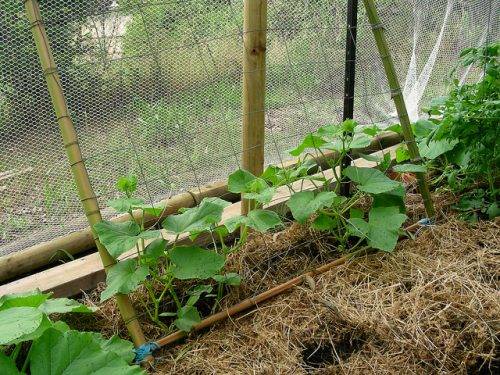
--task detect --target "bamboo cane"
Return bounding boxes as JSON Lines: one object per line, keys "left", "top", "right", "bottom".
{"left": 154, "top": 219, "right": 426, "bottom": 348}
{"left": 362, "top": 0, "right": 436, "bottom": 218}
{"left": 241, "top": 0, "right": 267, "bottom": 215}
{"left": 24, "top": 0, "right": 147, "bottom": 347}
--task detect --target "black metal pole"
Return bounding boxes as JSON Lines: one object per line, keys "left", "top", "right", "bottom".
{"left": 340, "top": 0, "right": 359, "bottom": 196}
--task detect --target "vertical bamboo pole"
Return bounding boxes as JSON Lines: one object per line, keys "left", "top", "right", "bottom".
{"left": 340, "top": 0, "right": 359, "bottom": 197}
{"left": 362, "top": 0, "right": 435, "bottom": 218}
{"left": 242, "top": 0, "right": 267, "bottom": 215}
{"left": 25, "top": 0, "right": 147, "bottom": 347}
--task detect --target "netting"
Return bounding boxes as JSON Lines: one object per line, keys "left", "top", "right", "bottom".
{"left": 0, "top": 0, "right": 498, "bottom": 256}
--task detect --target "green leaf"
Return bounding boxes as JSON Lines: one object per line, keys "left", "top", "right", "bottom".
{"left": 392, "top": 164, "right": 427, "bottom": 173}
{"left": 0, "top": 306, "right": 44, "bottom": 345}
{"left": 486, "top": 202, "right": 500, "bottom": 219}
{"left": 357, "top": 153, "right": 382, "bottom": 163}
{"left": 344, "top": 167, "right": 402, "bottom": 195}
{"left": 350, "top": 133, "right": 372, "bottom": 149}
{"left": 228, "top": 169, "right": 257, "bottom": 193}
{"left": 213, "top": 273, "right": 241, "bottom": 286}
{"left": 372, "top": 185, "right": 406, "bottom": 214}
{"left": 350, "top": 208, "right": 364, "bottom": 219}
{"left": 243, "top": 186, "right": 276, "bottom": 205}
{"left": 30, "top": 328, "right": 143, "bottom": 375}
{"left": 170, "top": 246, "right": 225, "bottom": 280}
{"left": 286, "top": 191, "right": 338, "bottom": 223}
{"left": 133, "top": 203, "right": 167, "bottom": 217}
{"left": 142, "top": 238, "right": 167, "bottom": 263}
{"left": 349, "top": 206, "right": 407, "bottom": 252}
{"left": 186, "top": 285, "right": 213, "bottom": 306}
{"left": 101, "top": 259, "right": 149, "bottom": 302}
{"left": 412, "top": 119, "right": 437, "bottom": 138}
{"left": 311, "top": 213, "right": 338, "bottom": 231}
{"left": 174, "top": 306, "right": 201, "bottom": 332}
{"left": 94, "top": 221, "right": 160, "bottom": 259}
{"left": 245, "top": 209, "right": 282, "bottom": 232}
{"left": 261, "top": 165, "right": 285, "bottom": 186}
{"left": 288, "top": 134, "right": 326, "bottom": 156}
{"left": 162, "top": 197, "right": 230, "bottom": 235}
{"left": 386, "top": 123, "right": 402, "bottom": 134}
{"left": 395, "top": 145, "right": 411, "bottom": 163}
{"left": 116, "top": 175, "right": 138, "bottom": 196}
{"left": 223, "top": 215, "right": 246, "bottom": 233}
{"left": 107, "top": 198, "right": 144, "bottom": 213}
{"left": 0, "top": 290, "right": 50, "bottom": 310}
{"left": 0, "top": 352, "right": 20, "bottom": 375}
{"left": 362, "top": 125, "right": 381, "bottom": 137}
{"left": 341, "top": 119, "right": 358, "bottom": 133}
{"left": 418, "top": 139, "right": 458, "bottom": 160}
{"left": 39, "top": 298, "right": 96, "bottom": 315}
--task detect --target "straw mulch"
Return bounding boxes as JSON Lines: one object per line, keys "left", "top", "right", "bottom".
{"left": 152, "top": 216, "right": 499, "bottom": 374}
{"left": 69, "top": 191, "right": 499, "bottom": 374}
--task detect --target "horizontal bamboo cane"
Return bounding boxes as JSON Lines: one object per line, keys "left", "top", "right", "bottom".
{"left": 0, "top": 133, "right": 401, "bottom": 283}
{"left": 155, "top": 219, "right": 427, "bottom": 348}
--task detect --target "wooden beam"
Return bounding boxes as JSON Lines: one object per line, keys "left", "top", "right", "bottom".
{"left": 0, "top": 144, "right": 399, "bottom": 298}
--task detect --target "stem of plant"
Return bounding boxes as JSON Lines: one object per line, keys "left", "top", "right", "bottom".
{"left": 21, "top": 343, "right": 33, "bottom": 373}
{"left": 10, "top": 343, "right": 21, "bottom": 361}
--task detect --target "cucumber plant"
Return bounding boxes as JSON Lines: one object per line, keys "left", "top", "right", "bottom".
{"left": 229, "top": 119, "right": 419, "bottom": 253}
{"left": 0, "top": 290, "right": 143, "bottom": 374}
{"left": 94, "top": 176, "right": 282, "bottom": 332}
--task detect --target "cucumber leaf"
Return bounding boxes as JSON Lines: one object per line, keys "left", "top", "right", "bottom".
{"left": 162, "top": 197, "right": 230, "bottom": 235}
{"left": 348, "top": 206, "right": 407, "bottom": 252}
{"left": 101, "top": 259, "right": 149, "bottom": 302}
{"left": 170, "top": 246, "right": 225, "bottom": 280}
{"left": 286, "top": 191, "right": 339, "bottom": 223}
{"left": 344, "top": 167, "right": 402, "bottom": 195}
{"left": 29, "top": 328, "right": 143, "bottom": 375}
{"left": 94, "top": 221, "right": 161, "bottom": 259}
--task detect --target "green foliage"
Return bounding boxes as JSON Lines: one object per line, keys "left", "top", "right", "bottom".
{"left": 101, "top": 259, "right": 150, "bottom": 302}
{"left": 392, "top": 164, "right": 427, "bottom": 173}
{"left": 343, "top": 167, "right": 402, "bottom": 195}
{"left": 452, "top": 189, "right": 499, "bottom": 222}
{"left": 94, "top": 176, "right": 246, "bottom": 333}
{"left": 0, "top": 0, "right": 107, "bottom": 136}
{"left": 286, "top": 191, "right": 340, "bottom": 223}
{"left": 170, "top": 246, "right": 225, "bottom": 280}
{"left": 0, "top": 290, "right": 94, "bottom": 346}
{"left": 29, "top": 328, "right": 143, "bottom": 374}
{"left": 348, "top": 207, "right": 407, "bottom": 252}
{"left": 162, "top": 198, "right": 230, "bottom": 236}
{"left": 0, "top": 291, "right": 122, "bottom": 374}
{"left": 93, "top": 221, "right": 161, "bottom": 259}
{"left": 422, "top": 43, "right": 499, "bottom": 198}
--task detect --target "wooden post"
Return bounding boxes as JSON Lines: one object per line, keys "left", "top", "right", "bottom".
{"left": 362, "top": 0, "right": 436, "bottom": 218}
{"left": 242, "top": 0, "right": 267, "bottom": 215}
{"left": 25, "top": 0, "right": 148, "bottom": 347}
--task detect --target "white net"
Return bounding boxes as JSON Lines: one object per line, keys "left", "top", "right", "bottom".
{"left": 0, "top": 0, "right": 498, "bottom": 256}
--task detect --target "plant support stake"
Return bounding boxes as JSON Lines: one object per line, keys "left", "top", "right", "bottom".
{"left": 242, "top": 0, "right": 267, "bottom": 215}
{"left": 24, "top": 0, "right": 148, "bottom": 348}
{"left": 340, "top": 0, "right": 359, "bottom": 196}
{"left": 362, "top": 0, "right": 435, "bottom": 218}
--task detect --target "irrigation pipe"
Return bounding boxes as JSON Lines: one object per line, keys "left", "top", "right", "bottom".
{"left": 154, "top": 219, "right": 429, "bottom": 349}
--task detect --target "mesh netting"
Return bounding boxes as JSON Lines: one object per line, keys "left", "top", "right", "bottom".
{"left": 0, "top": 0, "right": 498, "bottom": 255}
